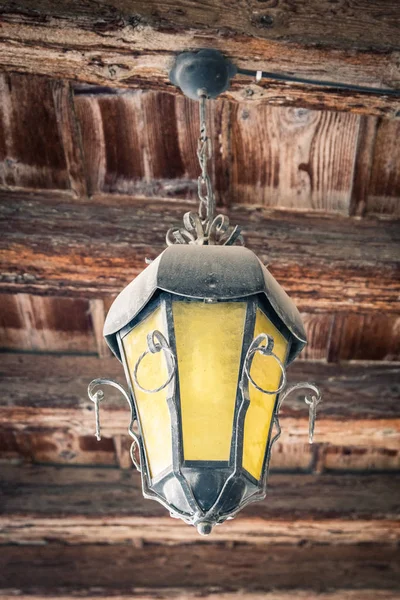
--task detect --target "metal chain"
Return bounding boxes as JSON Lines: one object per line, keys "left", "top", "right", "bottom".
{"left": 197, "top": 94, "right": 215, "bottom": 227}
{"left": 165, "top": 94, "right": 243, "bottom": 246}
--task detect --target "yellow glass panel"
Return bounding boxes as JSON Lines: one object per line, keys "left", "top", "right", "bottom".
{"left": 122, "top": 306, "right": 172, "bottom": 478}
{"left": 173, "top": 301, "right": 246, "bottom": 462}
{"left": 243, "top": 308, "right": 288, "bottom": 480}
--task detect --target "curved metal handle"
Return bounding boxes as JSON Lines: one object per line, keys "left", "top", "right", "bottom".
{"left": 132, "top": 330, "right": 176, "bottom": 394}
{"left": 240, "top": 334, "right": 322, "bottom": 444}
{"left": 243, "top": 334, "right": 287, "bottom": 395}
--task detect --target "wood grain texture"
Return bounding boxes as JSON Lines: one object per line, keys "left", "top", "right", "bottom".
{"left": 1, "top": 354, "right": 399, "bottom": 467}
{"left": 0, "top": 73, "right": 70, "bottom": 191}
{"left": 0, "top": 428, "right": 118, "bottom": 466}
{"left": 2, "top": 465, "right": 399, "bottom": 520}
{"left": 328, "top": 313, "right": 400, "bottom": 362}
{"left": 367, "top": 118, "right": 400, "bottom": 216}
{"left": 2, "top": 466, "right": 399, "bottom": 592}
{"left": 0, "top": 1, "right": 398, "bottom": 116}
{"left": 1, "top": 466, "right": 400, "bottom": 592}
{"left": 52, "top": 80, "right": 88, "bottom": 197}
{"left": 2, "top": 354, "right": 399, "bottom": 421}
{"left": 230, "top": 105, "right": 360, "bottom": 212}
{"left": 0, "top": 193, "right": 399, "bottom": 312}
{"left": 298, "top": 314, "right": 334, "bottom": 360}
{"left": 1, "top": 542, "right": 399, "bottom": 592}
{"left": 1, "top": 514, "right": 399, "bottom": 546}
{"left": 0, "top": 294, "right": 97, "bottom": 353}
{"left": 74, "top": 92, "right": 230, "bottom": 204}
{"left": 74, "top": 92, "right": 364, "bottom": 213}
{"left": 0, "top": 594, "right": 399, "bottom": 600}
{"left": 89, "top": 298, "right": 112, "bottom": 357}
{"left": 349, "top": 116, "right": 378, "bottom": 217}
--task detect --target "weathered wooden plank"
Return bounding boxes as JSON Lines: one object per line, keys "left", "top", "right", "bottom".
{"left": 0, "top": 355, "right": 399, "bottom": 465}
{"left": 230, "top": 105, "right": 360, "bottom": 213}
{"left": 0, "top": 594, "right": 399, "bottom": 600}
{"left": 0, "top": 194, "right": 399, "bottom": 312}
{"left": 327, "top": 313, "right": 400, "bottom": 362}
{"left": 1, "top": 514, "right": 399, "bottom": 546}
{"left": 1, "top": 540, "right": 399, "bottom": 591}
{"left": 2, "top": 465, "right": 399, "bottom": 520}
{"left": 2, "top": 354, "right": 399, "bottom": 421}
{"left": 349, "top": 116, "right": 378, "bottom": 217}
{"left": 0, "top": 294, "right": 97, "bottom": 353}
{"left": 0, "top": 1, "right": 398, "bottom": 116}
{"left": 1, "top": 466, "right": 399, "bottom": 555}
{"left": 298, "top": 314, "right": 334, "bottom": 360}
{"left": 0, "top": 73, "right": 70, "bottom": 191}
{"left": 367, "top": 118, "right": 400, "bottom": 216}
{"left": 89, "top": 298, "right": 112, "bottom": 358}
{"left": 0, "top": 429, "right": 118, "bottom": 467}
{"left": 74, "top": 92, "right": 364, "bottom": 214}
{"left": 74, "top": 92, "right": 229, "bottom": 204}
{"left": 2, "top": 424, "right": 398, "bottom": 469}
{"left": 52, "top": 80, "right": 88, "bottom": 198}
{"left": 322, "top": 445, "right": 400, "bottom": 472}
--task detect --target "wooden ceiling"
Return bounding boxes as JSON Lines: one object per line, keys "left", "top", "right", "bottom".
{"left": 0, "top": 1, "right": 400, "bottom": 598}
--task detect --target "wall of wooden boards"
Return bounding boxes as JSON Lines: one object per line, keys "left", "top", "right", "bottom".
{"left": 0, "top": 73, "right": 399, "bottom": 215}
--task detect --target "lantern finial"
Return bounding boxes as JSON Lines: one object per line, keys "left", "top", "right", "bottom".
{"left": 197, "top": 522, "right": 214, "bottom": 536}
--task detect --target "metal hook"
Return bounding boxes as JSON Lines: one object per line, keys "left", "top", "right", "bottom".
{"left": 277, "top": 382, "right": 322, "bottom": 443}
{"left": 88, "top": 378, "right": 133, "bottom": 441}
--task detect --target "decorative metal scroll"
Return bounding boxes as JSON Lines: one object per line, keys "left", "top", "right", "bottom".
{"left": 166, "top": 95, "right": 244, "bottom": 247}
{"left": 243, "top": 334, "right": 287, "bottom": 395}
{"left": 133, "top": 331, "right": 176, "bottom": 393}
{"left": 87, "top": 378, "right": 141, "bottom": 471}
{"left": 241, "top": 334, "right": 321, "bottom": 444}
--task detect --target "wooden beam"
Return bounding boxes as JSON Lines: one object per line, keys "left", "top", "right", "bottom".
{"left": 2, "top": 514, "right": 398, "bottom": 546}
{"left": 0, "top": 193, "right": 399, "bottom": 312}
{"left": 2, "top": 464, "right": 399, "bottom": 523}
{"left": 1, "top": 543, "right": 399, "bottom": 593}
{"left": 0, "top": 1, "right": 399, "bottom": 117}
{"left": 0, "top": 352, "right": 399, "bottom": 470}
{"left": 0, "top": 355, "right": 399, "bottom": 463}
{"left": 1, "top": 594, "right": 400, "bottom": 600}
{"left": 0, "top": 465, "right": 399, "bottom": 593}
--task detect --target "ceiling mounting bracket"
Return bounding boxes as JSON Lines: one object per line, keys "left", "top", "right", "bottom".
{"left": 169, "top": 49, "right": 237, "bottom": 101}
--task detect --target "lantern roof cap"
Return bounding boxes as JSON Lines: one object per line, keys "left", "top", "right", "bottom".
{"left": 104, "top": 245, "right": 306, "bottom": 363}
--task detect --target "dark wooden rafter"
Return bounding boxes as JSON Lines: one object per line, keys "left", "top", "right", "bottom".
{"left": 1, "top": 465, "right": 400, "bottom": 593}
{"left": 0, "top": 1, "right": 399, "bottom": 116}
{"left": 2, "top": 542, "right": 399, "bottom": 592}
{"left": 0, "top": 194, "right": 398, "bottom": 313}
{"left": 0, "top": 595, "right": 399, "bottom": 600}
{"left": 0, "top": 354, "right": 399, "bottom": 472}
{"left": 1, "top": 464, "right": 399, "bottom": 534}
{"left": 2, "top": 75, "right": 400, "bottom": 217}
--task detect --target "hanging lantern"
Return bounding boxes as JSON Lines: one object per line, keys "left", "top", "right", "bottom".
{"left": 88, "top": 49, "right": 321, "bottom": 535}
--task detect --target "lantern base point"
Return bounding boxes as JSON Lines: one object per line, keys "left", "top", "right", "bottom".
{"left": 196, "top": 521, "right": 213, "bottom": 536}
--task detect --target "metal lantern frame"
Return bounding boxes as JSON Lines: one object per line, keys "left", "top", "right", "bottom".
{"left": 88, "top": 51, "right": 321, "bottom": 535}
{"left": 89, "top": 246, "right": 320, "bottom": 533}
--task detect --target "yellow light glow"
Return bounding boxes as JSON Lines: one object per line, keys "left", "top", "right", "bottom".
{"left": 122, "top": 306, "right": 172, "bottom": 478}
{"left": 242, "top": 308, "right": 288, "bottom": 480}
{"left": 173, "top": 301, "right": 246, "bottom": 462}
